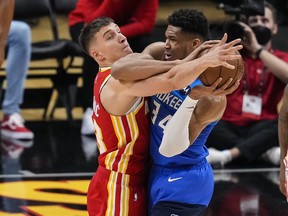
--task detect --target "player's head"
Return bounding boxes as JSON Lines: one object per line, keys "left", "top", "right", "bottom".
{"left": 164, "top": 8, "right": 209, "bottom": 61}
{"left": 247, "top": 1, "right": 277, "bottom": 46}
{"left": 78, "top": 17, "right": 133, "bottom": 67}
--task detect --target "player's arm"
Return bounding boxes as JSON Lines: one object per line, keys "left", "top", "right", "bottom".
{"left": 187, "top": 95, "right": 227, "bottom": 143}
{"left": 279, "top": 84, "right": 288, "bottom": 198}
{"left": 111, "top": 42, "right": 180, "bottom": 81}
{"left": 0, "top": 0, "right": 14, "bottom": 66}
{"left": 159, "top": 80, "right": 238, "bottom": 157}
{"left": 111, "top": 34, "right": 242, "bottom": 82}
{"left": 111, "top": 40, "right": 218, "bottom": 81}
{"left": 118, "top": 40, "right": 242, "bottom": 98}
{"left": 111, "top": 41, "right": 215, "bottom": 81}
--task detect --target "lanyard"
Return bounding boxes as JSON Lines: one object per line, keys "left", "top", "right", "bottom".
{"left": 242, "top": 66, "right": 267, "bottom": 97}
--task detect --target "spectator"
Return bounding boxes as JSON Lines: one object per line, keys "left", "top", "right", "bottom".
{"left": 68, "top": 0, "right": 158, "bottom": 135}
{"left": 206, "top": 1, "right": 288, "bottom": 166}
{"left": 0, "top": 21, "right": 34, "bottom": 140}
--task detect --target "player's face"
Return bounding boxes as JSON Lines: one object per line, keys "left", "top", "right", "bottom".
{"left": 90, "top": 23, "right": 133, "bottom": 66}
{"left": 164, "top": 25, "right": 197, "bottom": 61}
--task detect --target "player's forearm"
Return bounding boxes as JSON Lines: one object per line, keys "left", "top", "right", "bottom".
{"left": 187, "top": 96, "right": 226, "bottom": 142}
{"left": 279, "top": 111, "right": 288, "bottom": 161}
{"left": 279, "top": 87, "right": 288, "bottom": 161}
{"left": 159, "top": 97, "right": 198, "bottom": 157}
{"left": 164, "top": 58, "right": 208, "bottom": 90}
{"left": 111, "top": 53, "right": 180, "bottom": 81}
{"left": 279, "top": 111, "right": 288, "bottom": 198}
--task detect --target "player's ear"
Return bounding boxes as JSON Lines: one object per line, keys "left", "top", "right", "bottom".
{"left": 191, "top": 38, "right": 201, "bottom": 50}
{"left": 90, "top": 49, "right": 97, "bottom": 58}
{"left": 91, "top": 49, "right": 104, "bottom": 62}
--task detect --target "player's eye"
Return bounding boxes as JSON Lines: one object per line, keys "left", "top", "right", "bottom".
{"left": 106, "top": 34, "right": 114, "bottom": 40}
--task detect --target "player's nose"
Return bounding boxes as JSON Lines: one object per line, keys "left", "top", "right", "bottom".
{"left": 118, "top": 33, "right": 127, "bottom": 43}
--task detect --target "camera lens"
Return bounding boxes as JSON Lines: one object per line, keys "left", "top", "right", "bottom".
{"left": 225, "top": 22, "right": 246, "bottom": 42}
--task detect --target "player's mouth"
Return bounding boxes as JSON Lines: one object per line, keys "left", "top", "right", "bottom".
{"left": 165, "top": 53, "right": 172, "bottom": 60}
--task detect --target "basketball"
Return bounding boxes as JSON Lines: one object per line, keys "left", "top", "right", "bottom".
{"left": 198, "top": 48, "right": 244, "bottom": 88}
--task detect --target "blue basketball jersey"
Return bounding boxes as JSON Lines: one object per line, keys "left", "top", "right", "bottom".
{"left": 149, "top": 79, "right": 217, "bottom": 167}
{"left": 148, "top": 79, "right": 217, "bottom": 210}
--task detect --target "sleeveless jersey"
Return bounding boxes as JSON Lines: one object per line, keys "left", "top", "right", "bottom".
{"left": 92, "top": 67, "right": 150, "bottom": 176}
{"left": 148, "top": 79, "right": 216, "bottom": 210}
{"left": 149, "top": 79, "right": 217, "bottom": 167}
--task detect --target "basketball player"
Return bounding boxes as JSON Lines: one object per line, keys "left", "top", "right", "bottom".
{"left": 279, "top": 84, "right": 288, "bottom": 199}
{"left": 111, "top": 9, "right": 242, "bottom": 215}
{"left": 78, "top": 17, "right": 242, "bottom": 216}
{"left": 0, "top": 0, "right": 14, "bottom": 66}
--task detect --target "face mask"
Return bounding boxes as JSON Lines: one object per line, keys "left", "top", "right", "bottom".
{"left": 251, "top": 26, "right": 272, "bottom": 45}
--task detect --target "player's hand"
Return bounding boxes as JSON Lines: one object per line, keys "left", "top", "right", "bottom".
{"left": 200, "top": 34, "right": 243, "bottom": 69}
{"left": 213, "top": 78, "right": 240, "bottom": 95}
{"left": 183, "top": 40, "right": 220, "bottom": 63}
{"left": 188, "top": 78, "right": 239, "bottom": 100}
{"left": 279, "top": 161, "right": 287, "bottom": 198}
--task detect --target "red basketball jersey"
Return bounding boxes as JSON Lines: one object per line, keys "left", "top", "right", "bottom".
{"left": 92, "top": 67, "right": 150, "bottom": 177}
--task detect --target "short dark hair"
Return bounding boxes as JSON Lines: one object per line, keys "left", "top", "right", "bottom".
{"left": 167, "top": 8, "right": 209, "bottom": 40}
{"left": 78, "top": 17, "right": 115, "bottom": 55}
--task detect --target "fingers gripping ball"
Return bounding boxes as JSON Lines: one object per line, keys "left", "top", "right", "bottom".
{"left": 198, "top": 48, "right": 245, "bottom": 88}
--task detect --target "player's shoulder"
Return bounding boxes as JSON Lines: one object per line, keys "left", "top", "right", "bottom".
{"left": 143, "top": 42, "right": 165, "bottom": 60}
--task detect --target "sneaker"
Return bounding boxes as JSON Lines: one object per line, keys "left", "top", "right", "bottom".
{"left": 0, "top": 113, "right": 34, "bottom": 140}
{"left": 207, "top": 148, "right": 232, "bottom": 167}
{"left": 261, "top": 147, "right": 280, "bottom": 165}
{"left": 81, "top": 108, "right": 94, "bottom": 135}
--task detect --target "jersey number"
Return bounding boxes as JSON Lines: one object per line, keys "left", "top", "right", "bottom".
{"left": 150, "top": 100, "right": 172, "bottom": 132}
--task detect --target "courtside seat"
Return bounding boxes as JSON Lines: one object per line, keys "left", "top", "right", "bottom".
{"left": 11, "top": 0, "right": 83, "bottom": 123}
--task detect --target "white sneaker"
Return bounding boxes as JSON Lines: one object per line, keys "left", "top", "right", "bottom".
{"left": 207, "top": 148, "right": 232, "bottom": 166}
{"left": 261, "top": 147, "right": 280, "bottom": 165}
{"left": 81, "top": 108, "right": 94, "bottom": 135}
